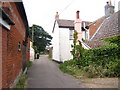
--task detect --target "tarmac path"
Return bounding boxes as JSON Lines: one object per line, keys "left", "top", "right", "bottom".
{"left": 27, "top": 55, "right": 84, "bottom": 88}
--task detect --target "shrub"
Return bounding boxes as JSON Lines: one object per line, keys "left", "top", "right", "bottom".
{"left": 60, "top": 35, "right": 120, "bottom": 78}
{"left": 59, "top": 60, "right": 77, "bottom": 75}
{"left": 26, "top": 61, "right": 33, "bottom": 68}
{"left": 15, "top": 73, "right": 27, "bottom": 88}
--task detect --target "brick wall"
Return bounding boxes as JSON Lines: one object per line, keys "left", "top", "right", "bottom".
{"left": 89, "top": 17, "right": 105, "bottom": 38}
{"left": 2, "top": 27, "right": 8, "bottom": 88}
{"left": 2, "top": 2, "right": 28, "bottom": 88}
{"left": 0, "top": 25, "right": 2, "bottom": 89}
{"left": 26, "top": 37, "right": 30, "bottom": 61}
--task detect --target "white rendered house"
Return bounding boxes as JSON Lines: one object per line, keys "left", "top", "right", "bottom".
{"left": 52, "top": 12, "right": 74, "bottom": 62}
{"left": 52, "top": 12, "right": 91, "bottom": 63}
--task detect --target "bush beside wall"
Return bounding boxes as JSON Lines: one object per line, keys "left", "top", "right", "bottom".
{"left": 60, "top": 35, "right": 120, "bottom": 78}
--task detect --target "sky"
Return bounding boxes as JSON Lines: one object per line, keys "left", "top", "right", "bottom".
{"left": 22, "top": 0, "right": 120, "bottom": 35}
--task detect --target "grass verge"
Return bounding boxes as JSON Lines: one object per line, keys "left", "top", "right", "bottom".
{"left": 15, "top": 73, "right": 28, "bottom": 88}
{"left": 15, "top": 61, "right": 33, "bottom": 88}
{"left": 59, "top": 60, "right": 118, "bottom": 88}
{"left": 48, "top": 56, "right": 52, "bottom": 61}
{"left": 59, "top": 59, "right": 86, "bottom": 79}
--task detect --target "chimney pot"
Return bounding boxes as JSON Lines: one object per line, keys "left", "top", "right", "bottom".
{"left": 106, "top": 2, "right": 109, "bottom": 6}
{"left": 55, "top": 12, "right": 59, "bottom": 20}
{"left": 76, "top": 11, "right": 80, "bottom": 19}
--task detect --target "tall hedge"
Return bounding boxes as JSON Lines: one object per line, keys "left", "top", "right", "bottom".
{"left": 76, "top": 35, "right": 120, "bottom": 77}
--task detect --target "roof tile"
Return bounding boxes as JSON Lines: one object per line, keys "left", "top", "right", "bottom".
{"left": 86, "top": 10, "right": 120, "bottom": 48}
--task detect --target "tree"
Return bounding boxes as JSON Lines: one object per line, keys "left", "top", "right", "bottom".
{"left": 71, "top": 30, "right": 84, "bottom": 61}
{"left": 29, "top": 24, "right": 52, "bottom": 53}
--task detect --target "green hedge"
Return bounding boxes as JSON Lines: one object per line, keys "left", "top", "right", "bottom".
{"left": 60, "top": 35, "right": 120, "bottom": 78}
{"left": 77, "top": 35, "right": 120, "bottom": 77}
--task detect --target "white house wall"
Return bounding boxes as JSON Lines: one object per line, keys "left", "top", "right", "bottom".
{"left": 82, "top": 31, "right": 85, "bottom": 40}
{"left": 30, "top": 41, "right": 35, "bottom": 61}
{"left": 59, "top": 28, "right": 73, "bottom": 62}
{"left": 52, "top": 23, "right": 60, "bottom": 62}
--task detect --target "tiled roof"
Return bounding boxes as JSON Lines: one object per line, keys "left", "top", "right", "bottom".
{"left": 85, "top": 10, "right": 120, "bottom": 48}
{"left": 57, "top": 19, "right": 74, "bottom": 28}
{"left": 88, "top": 16, "right": 106, "bottom": 38}
{"left": 82, "top": 21, "right": 91, "bottom": 27}
{"left": 88, "top": 16, "right": 105, "bottom": 26}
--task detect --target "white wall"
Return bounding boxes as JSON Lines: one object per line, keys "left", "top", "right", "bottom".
{"left": 82, "top": 31, "right": 85, "bottom": 40}
{"left": 52, "top": 23, "right": 60, "bottom": 62}
{"left": 59, "top": 28, "right": 73, "bottom": 62}
{"left": 52, "top": 23, "right": 73, "bottom": 62}
{"left": 118, "top": 1, "right": 120, "bottom": 11}
{"left": 30, "top": 41, "right": 35, "bottom": 61}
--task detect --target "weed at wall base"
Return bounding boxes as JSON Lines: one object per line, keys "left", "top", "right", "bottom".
{"left": 15, "top": 73, "right": 28, "bottom": 88}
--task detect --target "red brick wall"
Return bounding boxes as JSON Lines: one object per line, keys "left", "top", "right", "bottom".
{"left": 2, "top": 27, "right": 8, "bottom": 88}
{"left": 6, "top": 26, "right": 23, "bottom": 88}
{"left": 2, "top": 2, "right": 28, "bottom": 88}
{"left": 0, "top": 25, "right": 2, "bottom": 89}
{"left": 9, "top": 2, "right": 26, "bottom": 40}
{"left": 89, "top": 17, "right": 105, "bottom": 38}
{"left": 26, "top": 37, "right": 30, "bottom": 61}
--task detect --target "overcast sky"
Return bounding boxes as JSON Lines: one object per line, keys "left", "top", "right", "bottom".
{"left": 22, "top": 0, "right": 120, "bottom": 35}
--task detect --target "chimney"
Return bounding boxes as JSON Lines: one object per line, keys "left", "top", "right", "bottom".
{"left": 76, "top": 11, "right": 80, "bottom": 19}
{"left": 55, "top": 12, "right": 59, "bottom": 20}
{"left": 106, "top": 2, "right": 110, "bottom": 6}
{"left": 119, "top": 1, "right": 120, "bottom": 11}
{"left": 74, "top": 10, "right": 82, "bottom": 41}
{"left": 109, "top": 0, "right": 112, "bottom": 6}
{"left": 105, "top": 1, "right": 114, "bottom": 17}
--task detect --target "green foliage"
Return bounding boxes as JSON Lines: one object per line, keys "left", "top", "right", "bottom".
{"left": 82, "top": 38, "right": 85, "bottom": 42}
{"left": 60, "top": 35, "right": 120, "bottom": 78}
{"left": 26, "top": 61, "right": 33, "bottom": 68}
{"left": 29, "top": 24, "right": 52, "bottom": 53}
{"left": 103, "top": 35, "right": 120, "bottom": 46}
{"left": 59, "top": 59, "right": 79, "bottom": 75}
{"left": 32, "top": 46, "right": 38, "bottom": 53}
{"left": 73, "top": 30, "right": 78, "bottom": 46}
{"left": 15, "top": 73, "right": 27, "bottom": 88}
{"left": 71, "top": 30, "right": 85, "bottom": 60}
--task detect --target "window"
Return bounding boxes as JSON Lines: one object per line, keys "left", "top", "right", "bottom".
{"left": 69, "top": 30, "right": 74, "bottom": 40}
{"left": 18, "top": 42, "right": 21, "bottom": 52}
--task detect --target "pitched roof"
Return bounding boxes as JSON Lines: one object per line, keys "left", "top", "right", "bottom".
{"left": 15, "top": 2, "right": 29, "bottom": 30}
{"left": 88, "top": 16, "right": 105, "bottom": 26}
{"left": 52, "top": 19, "right": 74, "bottom": 33}
{"left": 57, "top": 19, "right": 74, "bottom": 28}
{"left": 81, "top": 21, "right": 91, "bottom": 27}
{"left": 85, "top": 10, "right": 120, "bottom": 48}
{"left": 88, "top": 16, "right": 106, "bottom": 38}
{"left": 81, "top": 21, "right": 92, "bottom": 31}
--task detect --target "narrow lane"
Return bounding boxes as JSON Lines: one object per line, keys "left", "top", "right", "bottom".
{"left": 27, "top": 55, "right": 84, "bottom": 88}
